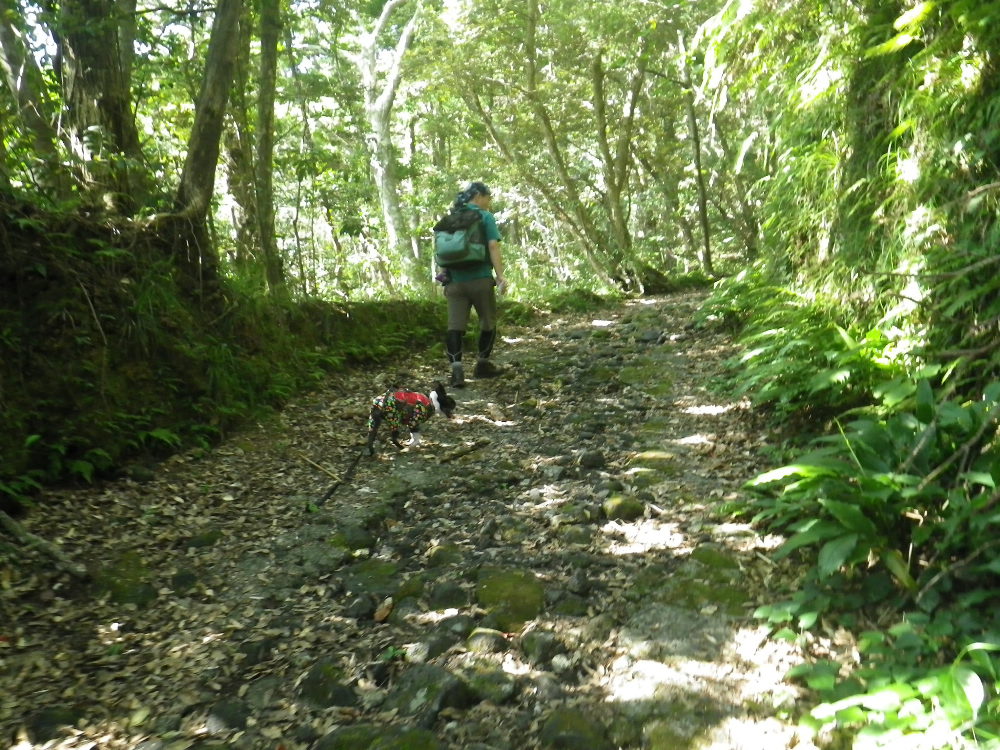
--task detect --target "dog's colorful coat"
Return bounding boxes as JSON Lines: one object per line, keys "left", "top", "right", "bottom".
{"left": 366, "top": 383, "right": 455, "bottom": 455}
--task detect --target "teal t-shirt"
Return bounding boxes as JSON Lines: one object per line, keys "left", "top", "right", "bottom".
{"left": 447, "top": 203, "right": 500, "bottom": 283}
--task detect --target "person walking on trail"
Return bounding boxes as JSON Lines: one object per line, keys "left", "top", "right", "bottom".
{"left": 439, "top": 181, "right": 507, "bottom": 388}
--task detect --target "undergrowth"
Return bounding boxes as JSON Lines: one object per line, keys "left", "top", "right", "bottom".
{"left": 705, "top": 272, "right": 1000, "bottom": 748}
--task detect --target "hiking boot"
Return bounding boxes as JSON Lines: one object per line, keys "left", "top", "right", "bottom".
{"left": 474, "top": 358, "right": 503, "bottom": 378}
{"left": 450, "top": 361, "right": 466, "bottom": 388}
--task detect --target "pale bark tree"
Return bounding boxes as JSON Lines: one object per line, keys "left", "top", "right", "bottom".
{"left": 354, "top": 0, "right": 423, "bottom": 290}
{"left": 591, "top": 46, "right": 646, "bottom": 284}
{"left": 678, "top": 32, "right": 714, "bottom": 277}
{"left": 0, "top": 0, "right": 66, "bottom": 193}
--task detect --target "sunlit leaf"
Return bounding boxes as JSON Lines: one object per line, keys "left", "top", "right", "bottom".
{"left": 893, "top": 2, "right": 935, "bottom": 31}
{"left": 864, "top": 32, "right": 916, "bottom": 58}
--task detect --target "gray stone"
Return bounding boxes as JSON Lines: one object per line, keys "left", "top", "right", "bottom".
{"left": 382, "top": 664, "right": 477, "bottom": 728}
{"left": 205, "top": 699, "right": 250, "bottom": 733}
{"left": 467, "top": 627, "right": 509, "bottom": 654}
{"left": 519, "top": 629, "right": 564, "bottom": 665}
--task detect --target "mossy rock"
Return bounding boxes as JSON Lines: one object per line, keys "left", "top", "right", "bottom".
{"left": 26, "top": 706, "right": 83, "bottom": 743}
{"left": 618, "top": 360, "right": 673, "bottom": 397}
{"left": 467, "top": 627, "right": 509, "bottom": 654}
{"left": 343, "top": 559, "right": 399, "bottom": 597}
{"left": 552, "top": 593, "right": 589, "bottom": 617}
{"left": 659, "top": 578, "right": 748, "bottom": 616}
{"left": 329, "top": 523, "right": 376, "bottom": 551}
{"left": 314, "top": 724, "right": 382, "bottom": 750}
{"left": 602, "top": 494, "right": 645, "bottom": 521}
{"left": 94, "top": 551, "right": 157, "bottom": 607}
{"left": 628, "top": 563, "right": 675, "bottom": 601}
{"left": 299, "top": 660, "right": 358, "bottom": 707}
{"left": 186, "top": 528, "right": 223, "bottom": 548}
{"left": 556, "top": 526, "right": 594, "bottom": 545}
{"left": 396, "top": 574, "right": 425, "bottom": 601}
{"left": 426, "top": 542, "right": 464, "bottom": 567}
{"left": 427, "top": 580, "right": 468, "bottom": 609}
{"left": 689, "top": 544, "right": 741, "bottom": 571}
{"left": 540, "top": 708, "right": 614, "bottom": 750}
{"left": 461, "top": 663, "right": 518, "bottom": 704}
{"left": 497, "top": 519, "right": 534, "bottom": 544}
{"left": 630, "top": 449, "right": 678, "bottom": 472}
{"left": 475, "top": 568, "right": 545, "bottom": 630}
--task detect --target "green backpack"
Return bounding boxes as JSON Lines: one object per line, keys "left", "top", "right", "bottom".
{"left": 433, "top": 207, "right": 488, "bottom": 269}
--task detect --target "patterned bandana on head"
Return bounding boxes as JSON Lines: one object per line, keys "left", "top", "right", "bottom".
{"left": 457, "top": 181, "right": 491, "bottom": 205}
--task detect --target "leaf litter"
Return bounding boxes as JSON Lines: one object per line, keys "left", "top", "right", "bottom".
{"left": 1, "top": 291, "right": 830, "bottom": 749}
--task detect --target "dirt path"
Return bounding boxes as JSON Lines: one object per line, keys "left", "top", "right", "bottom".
{"left": 2, "top": 291, "right": 818, "bottom": 750}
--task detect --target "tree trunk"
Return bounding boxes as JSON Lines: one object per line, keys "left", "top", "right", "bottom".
{"left": 357, "top": 0, "right": 423, "bottom": 291}
{"left": 256, "top": 0, "right": 284, "bottom": 295}
{"left": 679, "top": 32, "right": 714, "bottom": 278}
{"left": 172, "top": 0, "right": 244, "bottom": 297}
{"left": 0, "top": 0, "right": 67, "bottom": 195}
{"left": 223, "top": 1, "right": 258, "bottom": 276}
{"left": 521, "top": 0, "right": 640, "bottom": 291}
{"left": 57, "top": 0, "right": 146, "bottom": 209}
{"left": 591, "top": 47, "right": 646, "bottom": 288}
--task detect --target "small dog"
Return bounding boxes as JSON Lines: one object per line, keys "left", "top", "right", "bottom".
{"left": 366, "top": 383, "right": 456, "bottom": 455}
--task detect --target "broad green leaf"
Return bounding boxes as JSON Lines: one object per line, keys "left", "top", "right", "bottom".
{"left": 817, "top": 533, "right": 858, "bottom": 577}
{"left": 808, "top": 368, "right": 851, "bottom": 392}
{"left": 952, "top": 665, "right": 985, "bottom": 715}
{"left": 775, "top": 521, "right": 846, "bottom": 559}
{"left": 881, "top": 548, "right": 917, "bottom": 590}
{"left": 819, "top": 498, "right": 878, "bottom": 536}
{"left": 915, "top": 379, "right": 934, "bottom": 423}
{"left": 962, "top": 471, "right": 996, "bottom": 488}
{"left": 860, "top": 684, "right": 916, "bottom": 711}
{"left": 874, "top": 379, "right": 915, "bottom": 408}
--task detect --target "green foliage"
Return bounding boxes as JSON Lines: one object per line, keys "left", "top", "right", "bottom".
{"left": 704, "top": 270, "right": 904, "bottom": 422}
{"left": 0, "top": 209, "right": 449, "bottom": 498}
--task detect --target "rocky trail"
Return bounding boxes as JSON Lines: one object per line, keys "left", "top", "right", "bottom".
{"left": 2, "top": 291, "right": 823, "bottom": 750}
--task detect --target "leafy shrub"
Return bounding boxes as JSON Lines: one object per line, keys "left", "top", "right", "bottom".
{"left": 749, "top": 379, "right": 1000, "bottom": 746}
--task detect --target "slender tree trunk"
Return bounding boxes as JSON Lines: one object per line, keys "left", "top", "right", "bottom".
{"left": 357, "top": 0, "right": 423, "bottom": 290}
{"left": 285, "top": 23, "right": 315, "bottom": 296}
{"left": 679, "top": 32, "right": 714, "bottom": 277}
{"left": 591, "top": 47, "right": 646, "bottom": 287}
{"left": 172, "top": 0, "right": 244, "bottom": 297}
{"left": 256, "top": 0, "right": 283, "bottom": 295}
{"left": 523, "top": 0, "right": 640, "bottom": 290}
{"left": 225, "top": 7, "right": 258, "bottom": 276}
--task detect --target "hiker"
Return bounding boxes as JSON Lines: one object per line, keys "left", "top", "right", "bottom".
{"left": 439, "top": 181, "right": 507, "bottom": 388}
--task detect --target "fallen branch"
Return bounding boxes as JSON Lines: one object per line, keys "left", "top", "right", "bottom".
{"left": 438, "top": 438, "right": 491, "bottom": 464}
{"left": 0, "top": 510, "right": 89, "bottom": 578}
{"left": 298, "top": 451, "right": 340, "bottom": 480}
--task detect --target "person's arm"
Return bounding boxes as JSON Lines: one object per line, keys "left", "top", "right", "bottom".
{"left": 488, "top": 239, "right": 506, "bottom": 294}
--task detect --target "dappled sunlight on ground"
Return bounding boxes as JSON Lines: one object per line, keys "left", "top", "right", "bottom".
{"left": 600, "top": 518, "right": 688, "bottom": 556}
